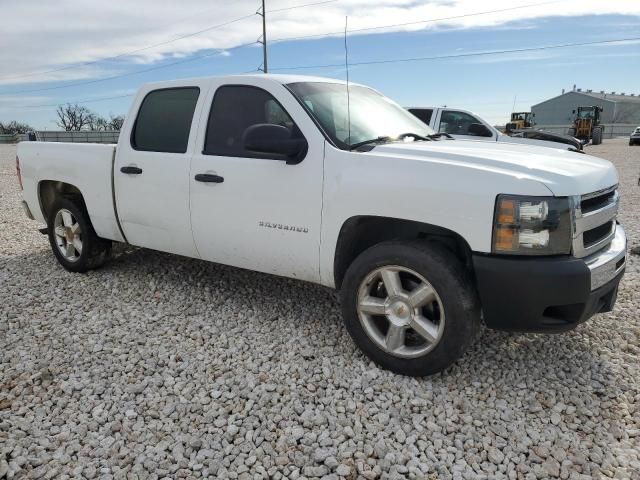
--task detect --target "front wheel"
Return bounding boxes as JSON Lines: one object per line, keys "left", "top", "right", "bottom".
{"left": 47, "top": 197, "right": 111, "bottom": 272}
{"left": 340, "top": 241, "right": 480, "bottom": 376}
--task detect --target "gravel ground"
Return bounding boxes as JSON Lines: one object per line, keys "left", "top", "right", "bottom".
{"left": 1, "top": 139, "right": 639, "bottom": 480}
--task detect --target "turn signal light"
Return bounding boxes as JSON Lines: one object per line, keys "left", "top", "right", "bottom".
{"left": 494, "top": 227, "right": 516, "bottom": 251}
{"left": 496, "top": 199, "right": 515, "bottom": 224}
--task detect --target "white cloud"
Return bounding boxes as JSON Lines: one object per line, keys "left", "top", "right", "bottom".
{"left": 0, "top": 0, "right": 638, "bottom": 87}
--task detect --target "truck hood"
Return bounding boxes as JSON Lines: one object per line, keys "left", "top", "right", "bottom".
{"left": 371, "top": 140, "right": 617, "bottom": 196}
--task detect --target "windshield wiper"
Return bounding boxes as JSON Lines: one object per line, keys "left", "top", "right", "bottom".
{"left": 426, "top": 133, "right": 453, "bottom": 140}
{"left": 396, "top": 132, "right": 454, "bottom": 142}
{"left": 396, "top": 132, "right": 430, "bottom": 142}
{"left": 349, "top": 136, "right": 392, "bottom": 151}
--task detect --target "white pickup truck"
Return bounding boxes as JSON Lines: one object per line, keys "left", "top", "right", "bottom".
{"left": 407, "top": 106, "right": 582, "bottom": 151}
{"left": 17, "top": 74, "right": 627, "bottom": 376}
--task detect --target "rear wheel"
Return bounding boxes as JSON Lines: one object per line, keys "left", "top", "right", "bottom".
{"left": 47, "top": 197, "right": 111, "bottom": 272}
{"left": 592, "top": 127, "right": 603, "bottom": 145}
{"left": 340, "top": 241, "right": 480, "bottom": 376}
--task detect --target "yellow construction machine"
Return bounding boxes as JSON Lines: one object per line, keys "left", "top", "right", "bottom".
{"left": 568, "top": 106, "right": 604, "bottom": 145}
{"left": 506, "top": 112, "right": 534, "bottom": 131}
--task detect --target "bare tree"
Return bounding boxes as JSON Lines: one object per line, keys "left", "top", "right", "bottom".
{"left": 108, "top": 114, "right": 125, "bottom": 131}
{"left": 56, "top": 104, "right": 94, "bottom": 131}
{"left": 87, "top": 114, "right": 109, "bottom": 131}
{"left": 0, "top": 120, "right": 34, "bottom": 134}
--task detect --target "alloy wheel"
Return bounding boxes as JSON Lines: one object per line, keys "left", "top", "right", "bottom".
{"left": 356, "top": 265, "right": 445, "bottom": 358}
{"left": 53, "top": 209, "right": 83, "bottom": 262}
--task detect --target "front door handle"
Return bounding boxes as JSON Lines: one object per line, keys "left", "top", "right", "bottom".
{"left": 195, "top": 173, "right": 224, "bottom": 183}
{"left": 120, "top": 166, "right": 143, "bottom": 174}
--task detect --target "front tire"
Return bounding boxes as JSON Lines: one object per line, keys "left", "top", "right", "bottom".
{"left": 47, "top": 197, "right": 111, "bottom": 272}
{"left": 340, "top": 241, "right": 480, "bottom": 376}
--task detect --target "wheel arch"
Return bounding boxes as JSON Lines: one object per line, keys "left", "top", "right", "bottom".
{"left": 333, "top": 215, "right": 474, "bottom": 289}
{"left": 38, "top": 180, "right": 85, "bottom": 221}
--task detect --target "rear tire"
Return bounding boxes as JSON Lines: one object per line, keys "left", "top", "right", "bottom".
{"left": 592, "top": 127, "right": 603, "bottom": 145}
{"left": 47, "top": 197, "right": 111, "bottom": 272}
{"left": 340, "top": 241, "right": 480, "bottom": 376}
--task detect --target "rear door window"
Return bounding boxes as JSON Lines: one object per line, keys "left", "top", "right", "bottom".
{"left": 408, "top": 108, "right": 433, "bottom": 125}
{"left": 131, "top": 87, "right": 200, "bottom": 153}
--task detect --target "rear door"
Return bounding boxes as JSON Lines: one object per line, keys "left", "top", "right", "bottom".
{"left": 114, "top": 82, "right": 207, "bottom": 257}
{"left": 189, "top": 78, "right": 324, "bottom": 283}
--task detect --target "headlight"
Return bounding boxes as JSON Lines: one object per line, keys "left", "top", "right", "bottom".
{"left": 492, "top": 195, "right": 572, "bottom": 255}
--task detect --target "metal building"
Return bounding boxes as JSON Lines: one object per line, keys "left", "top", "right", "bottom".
{"left": 531, "top": 88, "right": 640, "bottom": 127}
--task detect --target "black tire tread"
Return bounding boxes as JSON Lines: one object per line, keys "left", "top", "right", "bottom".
{"left": 340, "top": 240, "right": 480, "bottom": 376}
{"left": 592, "top": 127, "right": 603, "bottom": 145}
{"left": 47, "top": 196, "right": 111, "bottom": 272}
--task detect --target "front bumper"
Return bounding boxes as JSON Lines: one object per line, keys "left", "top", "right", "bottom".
{"left": 473, "top": 225, "right": 626, "bottom": 332}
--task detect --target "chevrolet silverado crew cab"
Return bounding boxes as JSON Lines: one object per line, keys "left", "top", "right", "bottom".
{"left": 17, "top": 74, "right": 627, "bottom": 376}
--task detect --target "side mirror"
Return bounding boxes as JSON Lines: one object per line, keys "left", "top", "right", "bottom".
{"left": 468, "top": 123, "right": 493, "bottom": 137}
{"left": 243, "top": 124, "right": 307, "bottom": 165}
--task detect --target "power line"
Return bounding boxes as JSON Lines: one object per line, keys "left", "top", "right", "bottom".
{"left": 270, "top": 36, "right": 640, "bottom": 71}
{"left": 269, "top": 0, "right": 337, "bottom": 13}
{"left": 259, "top": 0, "right": 338, "bottom": 73}
{"left": 0, "top": 0, "right": 337, "bottom": 83}
{"left": 11, "top": 94, "right": 135, "bottom": 110}
{"left": 4, "top": 36, "right": 637, "bottom": 107}
{"left": 269, "top": 0, "right": 564, "bottom": 43}
{"left": 0, "top": 14, "right": 257, "bottom": 82}
{"left": 0, "top": 42, "right": 257, "bottom": 96}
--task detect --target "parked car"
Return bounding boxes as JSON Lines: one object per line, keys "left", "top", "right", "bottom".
{"left": 407, "top": 106, "right": 583, "bottom": 151}
{"left": 17, "top": 75, "right": 626, "bottom": 376}
{"left": 630, "top": 126, "right": 640, "bottom": 146}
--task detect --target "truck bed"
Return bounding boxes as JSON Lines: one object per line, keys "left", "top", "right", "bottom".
{"left": 18, "top": 141, "right": 125, "bottom": 242}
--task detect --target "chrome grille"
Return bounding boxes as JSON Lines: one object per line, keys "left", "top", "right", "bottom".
{"left": 572, "top": 185, "right": 619, "bottom": 258}
{"left": 581, "top": 189, "right": 616, "bottom": 214}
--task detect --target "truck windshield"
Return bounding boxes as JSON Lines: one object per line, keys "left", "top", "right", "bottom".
{"left": 287, "top": 82, "right": 434, "bottom": 150}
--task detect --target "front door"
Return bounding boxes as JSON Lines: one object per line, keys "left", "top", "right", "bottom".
{"left": 189, "top": 79, "right": 324, "bottom": 283}
{"left": 436, "top": 109, "right": 496, "bottom": 141}
{"left": 114, "top": 83, "right": 206, "bottom": 257}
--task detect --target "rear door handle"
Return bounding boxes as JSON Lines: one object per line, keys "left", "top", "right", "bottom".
{"left": 120, "top": 166, "right": 143, "bottom": 174}
{"left": 195, "top": 173, "right": 224, "bottom": 183}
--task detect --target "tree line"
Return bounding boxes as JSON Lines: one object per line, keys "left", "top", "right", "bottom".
{"left": 55, "top": 104, "right": 124, "bottom": 132}
{"left": 0, "top": 104, "right": 124, "bottom": 134}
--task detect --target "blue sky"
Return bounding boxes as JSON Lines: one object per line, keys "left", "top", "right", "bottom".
{"left": 0, "top": 0, "right": 638, "bottom": 129}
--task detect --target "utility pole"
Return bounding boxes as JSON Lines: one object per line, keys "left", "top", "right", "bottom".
{"left": 258, "top": 0, "right": 268, "bottom": 73}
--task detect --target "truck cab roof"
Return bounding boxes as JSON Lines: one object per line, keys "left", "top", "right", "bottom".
{"left": 141, "top": 73, "right": 353, "bottom": 90}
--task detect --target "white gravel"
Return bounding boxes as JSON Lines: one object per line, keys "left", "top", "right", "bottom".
{"left": 1, "top": 139, "right": 639, "bottom": 480}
